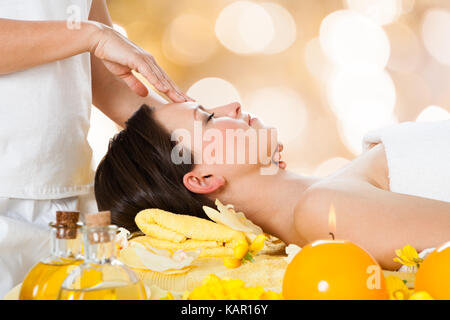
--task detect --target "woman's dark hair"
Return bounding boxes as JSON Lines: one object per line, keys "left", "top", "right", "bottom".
{"left": 94, "top": 104, "right": 214, "bottom": 232}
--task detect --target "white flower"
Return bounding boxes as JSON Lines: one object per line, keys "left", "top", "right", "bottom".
{"left": 119, "top": 240, "right": 200, "bottom": 273}
{"left": 203, "top": 199, "right": 263, "bottom": 241}
{"left": 116, "top": 227, "right": 131, "bottom": 251}
{"left": 284, "top": 244, "right": 302, "bottom": 264}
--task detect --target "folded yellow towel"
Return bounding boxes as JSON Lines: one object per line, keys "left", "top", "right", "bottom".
{"left": 134, "top": 209, "right": 247, "bottom": 258}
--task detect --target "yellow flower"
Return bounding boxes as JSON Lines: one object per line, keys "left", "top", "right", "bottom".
{"left": 393, "top": 245, "right": 423, "bottom": 268}
{"left": 160, "top": 292, "right": 174, "bottom": 300}
{"left": 234, "top": 240, "right": 249, "bottom": 260}
{"left": 385, "top": 275, "right": 411, "bottom": 300}
{"left": 223, "top": 258, "right": 242, "bottom": 268}
{"left": 181, "top": 291, "right": 190, "bottom": 300}
{"left": 409, "top": 291, "right": 434, "bottom": 300}
{"left": 223, "top": 240, "right": 248, "bottom": 269}
{"left": 223, "top": 235, "right": 267, "bottom": 269}
{"left": 185, "top": 274, "right": 283, "bottom": 300}
{"left": 249, "top": 234, "right": 266, "bottom": 253}
{"left": 260, "top": 291, "right": 283, "bottom": 300}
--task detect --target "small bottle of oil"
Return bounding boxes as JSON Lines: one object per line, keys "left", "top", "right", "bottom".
{"left": 58, "top": 211, "right": 147, "bottom": 300}
{"left": 19, "top": 211, "right": 83, "bottom": 300}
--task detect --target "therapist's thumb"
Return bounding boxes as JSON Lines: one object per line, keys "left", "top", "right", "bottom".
{"left": 120, "top": 72, "right": 149, "bottom": 97}
{"left": 103, "top": 59, "right": 149, "bottom": 97}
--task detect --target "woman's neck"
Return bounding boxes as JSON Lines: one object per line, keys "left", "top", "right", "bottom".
{"left": 216, "top": 169, "right": 319, "bottom": 244}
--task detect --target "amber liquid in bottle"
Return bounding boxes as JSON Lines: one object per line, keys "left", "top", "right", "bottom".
{"left": 59, "top": 281, "right": 146, "bottom": 300}
{"left": 19, "top": 259, "right": 82, "bottom": 300}
{"left": 58, "top": 219, "right": 147, "bottom": 300}
{"left": 19, "top": 212, "right": 83, "bottom": 300}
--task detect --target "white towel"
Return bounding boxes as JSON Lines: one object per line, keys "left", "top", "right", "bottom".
{"left": 363, "top": 120, "right": 450, "bottom": 203}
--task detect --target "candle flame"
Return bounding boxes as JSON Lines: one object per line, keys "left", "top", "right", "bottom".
{"left": 328, "top": 204, "right": 336, "bottom": 235}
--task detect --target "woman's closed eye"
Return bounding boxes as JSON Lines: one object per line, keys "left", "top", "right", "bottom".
{"left": 206, "top": 112, "right": 215, "bottom": 123}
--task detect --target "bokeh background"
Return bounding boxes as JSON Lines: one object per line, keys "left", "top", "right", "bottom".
{"left": 88, "top": 0, "right": 450, "bottom": 176}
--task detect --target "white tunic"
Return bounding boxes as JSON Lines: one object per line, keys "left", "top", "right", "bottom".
{"left": 0, "top": 0, "right": 96, "bottom": 298}
{"left": 0, "top": 0, "right": 94, "bottom": 199}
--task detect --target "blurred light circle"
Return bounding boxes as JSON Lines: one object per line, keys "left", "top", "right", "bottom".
{"left": 401, "top": 0, "right": 415, "bottom": 14}
{"left": 422, "top": 9, "right": 450, "bottom": 66}
{"left": 345, "top": 0, "right": 403, "bottom": 25}
{"left": 187, "top": 77, "right": 241, "bottom": 107}
{"left": 385, "top": 23, "right": 421, "bottom": 73}
{"left": 319, "top": 10, "right": 390, "bottom": 69}
{"left": 88, "top": 107, "right": 119, "bottom": 169}
{"left": 338, "top": 112, "right": 397, "bottom": 155}
{"left": 244, "top": 87, "right": 307, "bottom": 143}
{"left": 392, "top": 73, "right": 432, "bottom": 121}
{"left": 314, "top": 157, "right": 351, "bottom": 177}
{"left": 113, "top": 23, "right": 128, "bottom": 37}
{"left": 304, "top": 37, "right": 334, "bottom": 82}
{"left": 162, "top": 14, "right": 217, "bottom": 65}
{"left": 416, "top": 106, "right": 450, "bottom": 122}
{"left": 259, "top": 2, "right": 297, "bottom": 54}
{"left": 215, "top": 1, "right": 274, "bottom": 55}
{"left": 327, "top": 67, "right": 396, "bottom": 121}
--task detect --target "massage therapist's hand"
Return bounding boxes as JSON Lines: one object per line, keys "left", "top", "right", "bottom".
{"left": 0, "top": 18, "right": 191, "bottom": 103}
{"left": 88, "top": 22, "right": 192, "bottom": 102}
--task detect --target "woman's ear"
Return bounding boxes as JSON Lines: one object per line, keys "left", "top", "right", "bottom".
{"left": 183, "top": 171, "right": 226, "bottom": 194}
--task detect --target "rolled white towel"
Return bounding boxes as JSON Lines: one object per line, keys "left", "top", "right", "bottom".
{"left": 363, "top": 120, "right": 450, "bottom": 203}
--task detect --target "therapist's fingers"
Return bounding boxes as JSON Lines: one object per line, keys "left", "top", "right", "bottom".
{"left": 157, "top": 66, "right": 195, "bottom": 102}
{"left": 134, "top": 57, "right": 167, "bottom": 93}
{"left": 151, "top": 61, "right": 193, "bottom": 102}
{"left": 143, "top": 55, "right": 171, "bottom": 91}
{"left": 137, "top": 54, "right": 189, "bottom": 103}
{"left": 164, "top": 78, "right": 194, "bottom": 103}
{"left": 145, "top": 54, "right": 195, "bottom": 102}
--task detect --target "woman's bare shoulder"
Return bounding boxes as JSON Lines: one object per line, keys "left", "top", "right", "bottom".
{"left": 291, "top": 144, "right": 391, "bottom": 245}
{"left": 292, "top": 181, "right": 343, "bottom": 245}
{"left": 292, "top": 171, "right": 381, "bottom": 243}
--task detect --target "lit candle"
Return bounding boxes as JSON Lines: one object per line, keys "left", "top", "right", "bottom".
{"left": 282, "top": 205, "right": 388, "bottom": 300}
{"left": 328, "top": 204, "right": 337, "bottom": 240}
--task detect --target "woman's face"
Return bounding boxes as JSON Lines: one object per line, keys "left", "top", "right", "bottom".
{"left": 154, "top": 101, "right": 281, "bottom": 182}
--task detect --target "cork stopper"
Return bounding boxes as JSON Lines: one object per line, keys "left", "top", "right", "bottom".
{"left": 85, "top": 211, "right": 111, "bottom": 227}
{"left": 84, "top": 211, "right": 112, "bottom": 244}
{"left": 56, "top": 211, "right": 80, "bottom": 226}
{"left": 54, "top": 211, "right": 80, "bottom": 239}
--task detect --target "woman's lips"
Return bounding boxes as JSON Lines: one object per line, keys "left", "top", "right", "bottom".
{"left": 272, "top": 143, "right": 286, "bottom": 169}
{"left": 248, "top": 115, "right": 257, "bottom": 126}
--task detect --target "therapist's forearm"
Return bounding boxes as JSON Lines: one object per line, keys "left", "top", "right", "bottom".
{"left": 0, "top": 18, "right": 99, "bottom": 74}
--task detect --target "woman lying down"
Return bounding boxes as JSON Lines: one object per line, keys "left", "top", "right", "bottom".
{"left": 94, "top": 102, "right": 450, "bottom": 270}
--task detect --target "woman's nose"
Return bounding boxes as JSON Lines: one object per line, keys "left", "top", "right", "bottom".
{"left": 224, "top": 102, "right": 241, "bottom": 118}
{"left": 211, "top": 101, "right": 242, "bottom": 119}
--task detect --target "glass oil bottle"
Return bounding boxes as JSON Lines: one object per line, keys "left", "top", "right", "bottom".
{"left": 58, "top": 211, "right": 147, "bottom": 300}
{"left": 19, "top": 211, "right": 83, "bottom": 300}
